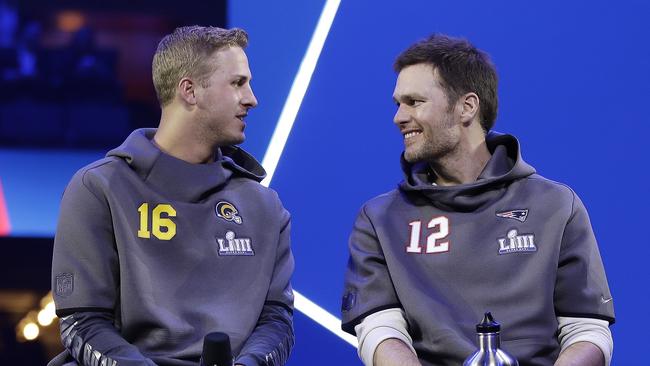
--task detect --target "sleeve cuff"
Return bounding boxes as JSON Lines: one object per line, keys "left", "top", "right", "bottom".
{"left": 354, "top": 308, "right": 415, "bottom": 366}
{"left": 557, "top": 316, "right": 613, "bottom": 366}
{"left": 234, "top": 354, "right": 259, "bottom": 366}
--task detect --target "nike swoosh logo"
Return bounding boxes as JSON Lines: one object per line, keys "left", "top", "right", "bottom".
{"left": 601, "top": 296, "right": 613, "bottom": 304}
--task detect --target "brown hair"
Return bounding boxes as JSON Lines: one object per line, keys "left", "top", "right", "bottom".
{"left": 394, "top": 34, "right": 498, "bottom": 132}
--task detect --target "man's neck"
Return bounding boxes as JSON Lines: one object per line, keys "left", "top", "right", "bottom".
{"left": 429, "top": 137, "right": 491, "bottom": 186}
{"left": 154, "top": 109, "right": 216, "bottom": 164}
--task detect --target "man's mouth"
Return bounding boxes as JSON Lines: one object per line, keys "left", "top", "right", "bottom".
{"left": 403, "top": 131, "right": 422, "bottom": 139}
{"left": 236, "top": 113, "right": 248, "bottom": 121}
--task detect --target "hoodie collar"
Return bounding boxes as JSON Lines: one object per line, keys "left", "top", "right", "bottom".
{"left": 398, "top": 131, "right": 536, "bottom": 211}
{"left": 107, "top": 129, "right": 266, "bottom": 202}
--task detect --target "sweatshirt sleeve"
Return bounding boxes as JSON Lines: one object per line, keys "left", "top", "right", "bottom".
{"left": 59, "top": 311, "right": 156, "bottom": 366}
{"left": 235, "top": 207, "right": 295, "bottom": 366}
{"left": 554, "top": 191, "right": 615, "bottom": 324}
{"left": 52, "top": 168, "right": 154, "bottom": 365}
{"left": 52, "top": 168, "right": 118, "bottom": 314}
{"left": 341, "top": 206, "right": 402, "bottom": 335}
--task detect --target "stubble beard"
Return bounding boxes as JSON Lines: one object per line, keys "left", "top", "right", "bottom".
{"left": 199, "top": 115, "right": 244, "bottom": 147}
{"left": 404, "top": 114, "right": 458, "bottom": 164}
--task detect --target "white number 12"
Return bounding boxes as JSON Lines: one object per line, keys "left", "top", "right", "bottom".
{"left": 406, "top": 216, "right": 450, "bottom": 254}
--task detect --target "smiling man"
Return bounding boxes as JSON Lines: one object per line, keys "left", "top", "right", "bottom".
{"left": 341, "top": 34, "right": 614, "bottom": 366}
{"left": 51, "top": 26, "right": 294, "bottom": 366}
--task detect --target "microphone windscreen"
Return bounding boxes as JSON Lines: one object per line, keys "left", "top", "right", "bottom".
{"left": 202, "top": 332, "right": 232, "bottom": 366}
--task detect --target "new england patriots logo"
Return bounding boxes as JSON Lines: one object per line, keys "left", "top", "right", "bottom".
{"left": 215, "top": 201, "right": 242, "bottom": 224}
{"left": 496, "top": 209, "right": 528, "bottom": 222}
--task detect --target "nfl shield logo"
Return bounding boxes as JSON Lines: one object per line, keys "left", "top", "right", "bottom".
{"left": 55, "top": 273, "right": 74, "bottom": 297}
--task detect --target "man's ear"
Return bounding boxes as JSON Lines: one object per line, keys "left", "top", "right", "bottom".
{"left": 178, "top": 77, "right": 197, "bottom": 105}
{"left": 459, "top": 92, "right": 480, "bottom": 125}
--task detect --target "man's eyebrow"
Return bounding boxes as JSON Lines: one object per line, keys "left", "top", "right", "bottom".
{"left": 394, "top": 93, "right": 426, "bottom": 102}
{"left": 230, "top": 73, "right": 251, "bottom": 80}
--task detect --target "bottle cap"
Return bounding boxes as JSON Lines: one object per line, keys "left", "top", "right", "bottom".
{"left": 476, "top": 312, "right": 500, "bottom": 333}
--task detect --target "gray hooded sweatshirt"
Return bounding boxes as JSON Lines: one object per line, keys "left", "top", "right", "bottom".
{"left": 341, "top": 132, "right": 614, "bottom": 366}
{"left": 52, "top": 129, "right": 294, "bottom": 366}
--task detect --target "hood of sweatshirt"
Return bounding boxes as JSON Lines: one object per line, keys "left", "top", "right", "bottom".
{"left": 106, "top": 128, "right": 266, "bottom": 202}
{"left": 398, "top": 131, "right": 536, "bottom": 211}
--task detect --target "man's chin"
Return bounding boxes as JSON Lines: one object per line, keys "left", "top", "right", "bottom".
{"left": 403, "top": 149, "right": 424, "bottom": 164}
{"left": 230, "top": 133, "right": 246, "bottom": 145}
{"left": 216, "top": 135, "right": 245, "bottom": 147}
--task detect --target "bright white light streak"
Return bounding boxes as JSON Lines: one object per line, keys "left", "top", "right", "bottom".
{"left": 261, "top": 0, "right": 341, "bottom": 186}
{"left": 294, "top": 290, "right": 358, "bottom": 347}
{"left": 257, "top": 0, "right": 355, "bottom": 348}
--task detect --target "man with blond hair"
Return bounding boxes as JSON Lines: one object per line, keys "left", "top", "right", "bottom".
{"left": 51, "top": 26, "right": 294, "bottom": 366}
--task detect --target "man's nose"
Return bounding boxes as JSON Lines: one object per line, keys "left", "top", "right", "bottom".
{"left": 242, "top": 86, "right": 258, "bottom": 108}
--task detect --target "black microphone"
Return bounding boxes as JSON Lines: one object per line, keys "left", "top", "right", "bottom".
{"left": 200, "top": 332, "right": 233, "bottom": 366}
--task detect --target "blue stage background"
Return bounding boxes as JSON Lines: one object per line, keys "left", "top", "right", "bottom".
{"left": 232, "top": 1, "right": 649, "bottom": 364}
{"left": 0, "top": 0, "right": 647, "bottom": 364}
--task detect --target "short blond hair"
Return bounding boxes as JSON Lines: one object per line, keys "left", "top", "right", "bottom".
{"left": 152, "top": 25, "right": 248, "bottom": 107}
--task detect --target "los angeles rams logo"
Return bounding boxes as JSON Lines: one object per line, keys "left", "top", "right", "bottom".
{"left": 215, "top": 201, "right": 242, "bottom": 224}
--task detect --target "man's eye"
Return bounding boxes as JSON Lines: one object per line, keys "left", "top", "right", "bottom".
{"left": 405, "top": 99, "right": 422, "bottom": 106}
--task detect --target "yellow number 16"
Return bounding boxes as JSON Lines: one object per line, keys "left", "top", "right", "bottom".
{"left": 137, "top": 203, "right": 177, "bottom": 240}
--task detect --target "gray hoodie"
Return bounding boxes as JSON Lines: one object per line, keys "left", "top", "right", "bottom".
{"left": 342, "top": 132, "right": 614, "bottom": 366}
{"left": 52, "top": 129, "right": 294, "bottom": 366}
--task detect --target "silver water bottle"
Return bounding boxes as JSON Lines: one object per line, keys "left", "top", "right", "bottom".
{"left": 463, "top": 312, "right": 518, "bottom": 366}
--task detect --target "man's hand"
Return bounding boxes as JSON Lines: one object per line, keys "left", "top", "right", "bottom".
{"left": 554, "top": 341, "right": 605, "bottom": 366}
{"left": 374, "top": 338, "right": 421, "bottom": 366}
